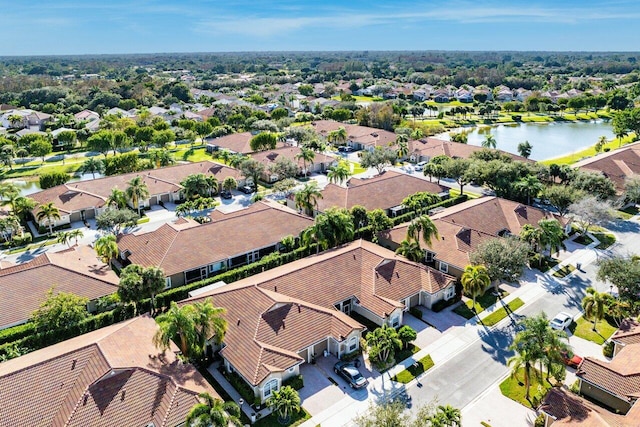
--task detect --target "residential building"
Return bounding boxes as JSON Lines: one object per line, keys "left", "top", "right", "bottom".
{"left": 250, "top": 146, "right": 337, "bottom": 181}
{"left": 0, "top": 245, "right": 119, "bottom": 329}
{"left": 572, "top": 141, "right": 640, "bottom": 194}
{"left": 74, "top": 109, "right": 100, "bottom": 122}
{"left": 611, "top": 318, "right": 640, "bottom": 356}
{"left": 117, "top": 201, "right": 313, "bottom": 288}
{"left": 310, "top": 120, "right": 397, "bottom": 151}
{"left": 206, "top": 131, "right": 286, "bottom": 155}
{"left": 0, "top": 108, "right": 51, "bottom": 130}
{"left": 407, "top": 137, "right": 531, "bottom": 163}
{"left": 181, "top": 240, "right": 455, "bottom": 401}
{"left": 0, "top": 315, "right": 219, "bottom": 426}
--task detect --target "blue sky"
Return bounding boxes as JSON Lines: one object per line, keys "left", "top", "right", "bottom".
{"left": 1, "top": 0, "right": 639, "bottom": 55}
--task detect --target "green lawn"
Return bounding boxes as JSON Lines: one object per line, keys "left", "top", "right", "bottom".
{"left": 553, "top": 265, "right": 576, "bottom": 278}
{"left": 453, "top": 289, "right": 508, "bottom": 320}
{"left": 573, "top": 234, "right": 594, "bottom": 246}
{"left": 570, "top": 317, "right": 617, "bottom": 345}
{"left": 593, "top": 232, "right": 616, "bottom": 250}
{"left": 392, "top": 354, "right": 435, "bottom": 384}
{"left": 394, "top": 344, "right": 421, "bottom": 365}
{"left": 542, "top": 133, "right": 637, "bottom": 165}
{"left": 482, "top": 298, "right": 525, "bottom": 327}
{"left": 254, "top": 408, "right": 311, "bottom": 427}
{"left": 531, "top": 256, "right": 560, "bottom": 273}
{"left": 499, "top": 368, "right": 554, "bottom": 408}
{"left": 349, "top": 161, "right": 367, "bottom": 175}
{"left": 618, "top": 205, "right": 639, "bottom": 220}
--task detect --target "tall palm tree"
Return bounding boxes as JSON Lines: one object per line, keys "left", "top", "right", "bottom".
{"left": 79, "top": 157, "right": 104, "bottom": 179}
{"left": 191, "top": 298, "right": 227, "bottom": 359}
{"left": 12, "top": 196, "right": 36, "bottom": 222}
{"left": 515, "top": 175, "right": 544, "bottom": 205}
{"left": 434, "top": 404, "right": 461, "bottom": 427}
{"left": 538, "top": 219, "right": 566, "bottom": 257}
{"left": 106, "top": 188, "right": 128, "bottom": 209}
{"left": 407, "top": 215, "right": 438, "bottom": 248}
{"left": 294, "top": 182, "right": 323, "bottom": 216}
{"left": 481, "top": 135, "right": 497, "bottom": 149}
{"left": 185, "top": 392, "right": 241, "bottom": 427}
{"left": 94, "top": 233, "right": 119, "bottom": 266}
{"left": 36, "top": 202, "right": 61, "bottom": 235}
{"left": 507, "top": 349, "right": 536, "bottom": 402}
{"left": 327, "top": 161, "right": 351, "bottom": 185}
{"left": 461, "top": 265, "right": 491, "bottom": 312}
{"left": 395, "top": 134, "right": 409, "bottom": 159}
{"left": 125, "top": 176, "right": 149, "bottom": 215}
{"left": 395, "top": 239, "right": 424, "bottom": 262}
{"left": 582, "top": 287, "right": 606, "bottom": 332}
{"left": 267, "top": 386, "right": 301, "bottom": 423}
{"left": 68, "top": 229, "right": 84, "bottom": 246}
{"left": 142, "top": 266, "right": 166, "bottom": 315}
{"left": 153, "top": 302, "right": 199, "bottom": 358}
{"left": 296, "top": 147, "right": 316, "bottom": 177}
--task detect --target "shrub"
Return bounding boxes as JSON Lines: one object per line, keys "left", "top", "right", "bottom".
{"left": 283, "top": 375, "right": 304, "bottom": 390}
{"left": 431, "top": 297, "right": 459, "bottom": 312}
{"left": 409, "top": 307, "right": 422, "bottom": 319}
{"left": 569, "top": 379, "right": 581, "bottom": 394}
{"left": 221, "top": 369, "right": 256, "bottom": 403}
{"left": 340, "top": 350, "right": 361, "bottom": 362}
{"left": 603, "top": 147, "right": 611, "bottom": 152}
{"left": 0, "top": 322, "right": 36, "bottom": 346}
{"left": 603, "top": 341, "right": 614, "bottom": 358}
{"left": 534, "top": 414, "right": 545, "bottom": 427}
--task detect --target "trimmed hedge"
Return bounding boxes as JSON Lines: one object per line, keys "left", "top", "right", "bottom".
{"left": 283, "top": 374, "right": 304, "bottom": 390}
{"left": 409, "top": 307, "right": 423, "bottom": 319}
{"left": 431, "top": 296, "right": 461, "bottom": 313}
{"left": 391, "top": 195, "right": 468, "bottom": 227}
{"left": 0, "top": 322, "right": 36, "bottom": 346}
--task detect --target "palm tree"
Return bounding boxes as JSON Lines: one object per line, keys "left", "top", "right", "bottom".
{"left": 36, "top": 202, "right": 61, "bottom": 235}
{"left": 517, "top": 141, "right": 533, "bottom": 159}
{"left": 395, "top": 239, "right": 424, "bottom": 262}
{"left": 515, "top": 175, "right": 544, "bottom": 205}
{"left": 12, "top": 196, "right": 36, "bottom": 222}
{"left": 507, "top": 349, "right": 537, "bottom": 402}
{"left": 153, "top": 302, "right": 199, "bottom": 358}
{"left": 313, "top": 208, "right": 355, "bottom": 249}
{"left": 125, "top": 176, "right": 149, "bottom": 215}
{"left": 266, "top": 386, "right": 301, "bottom": 424}
{"left": 191, "top": 297, "right": 227, "bottom": 359}
{"left": 142, "top": 266, "right": 166, "bottom": 315}
{"left": 481, "top": 135, "right": 497, "bottom": 149}
{"left": 365, "top": 324, "right": 402, "bottom": 368}
{"left": 185, "top": 392, "right": 241, "bottom": 427}
{"left": 407, "top": 215, "right": 438, "bottom": 248}
{"left": 222, "top": 176, "right": 238, "bottom": 192}
{"left": 395, "top": 134, "right": 409, "bottom": 160}
{"left": 294, "top": 182, "right": 323, "bottom": 216}
{"left": 538, "top": 219, "right": 566, "bottom": 257}
{"left": 106, "top": 188, "right": 128, "bottom": 209}
{"left": 328, "top": 126, "right": 348, "bottom": 147}
{"left": 434, "top": 404, "right": 461, "bottom": 427}
{"left": 94, "top": 233, "right": 119, "bottom": 266}
{"left": 68, "top": 229, "right": 84, "bottom": 246}
{"left": 79, "top": 157, "right": 104, "bottom": 179}
{"left": 296, "top": 147, "right": 316, "bottom": 177}
{"left": 56, "top": 231, "right": 72, "bottom": 247}
{"left": 0, "top": 144, "right": 15, "bottom": 170}
{"left": 461, "top": 265, "right": 491, "bottom": 312}
{"left": 327, "top": 161, "right": 351, "bottom": 185}
{"left": 582, "top": 287, "right": 606, "bottom": 332}
{"left": 595, "top": 136, "right": 608, "bottom": 153}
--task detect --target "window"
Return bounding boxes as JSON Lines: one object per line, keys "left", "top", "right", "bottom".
{"left": 439, "top": 262, "right": 448, "bottom": 274}
{"left": 263, "top": 379, "right": 279, "bottom": 399}
{"left": 348, "top": 336, "right": 358, "bottom": 352}
{"left": 425, "top": 251, "right": 435, "bottom": 263}
{"left": 444, "top": 286, "right": 455, "bottom": 300}
{"left": 164, "top": 277, "right": 171, "bottom": 289}
{"left": 390, "top": 315, "right": 400, "bottom": 328}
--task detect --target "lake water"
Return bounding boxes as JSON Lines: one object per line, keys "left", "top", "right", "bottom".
{"left": 463, "top": 120, "right": 614, "bottom": 161}
{"left": 12, "top": 172, "right": 104, "bottom": 196}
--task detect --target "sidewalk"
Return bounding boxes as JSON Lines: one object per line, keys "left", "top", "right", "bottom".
{"left": 300, "top": 238, "right": 603, "bottom": 427}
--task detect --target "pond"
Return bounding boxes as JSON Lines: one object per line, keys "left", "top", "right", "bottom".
{"left": 12, "top": 172, "right": 104, "bottom": 196}
{"left": 462, "top": 120, "right": 614, "bottom": 161}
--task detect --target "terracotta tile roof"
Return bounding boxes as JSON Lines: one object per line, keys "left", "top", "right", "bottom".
{"left": 117, "top": 201, "right": 313, "bottom": 276}
{"left": 0, "top": 246, "right": 119, "bottom": 328}
{"left": 250, "top": 145, "right": 335, "bottom": 170}
{"left": 30, "top": 185, "right": 107, "bottom": 216}
{"left": 612, "top": 319, "right": 640, "bottom": 347}
{"left": 577, "top": 343, "right": 640, "bottom": 402}
{"left": 0, "top": 315, "right": 217, "bottom": 427}
{"left": 208, "top": 132, "right": 286, "bottom": 154}
{"left": 310, "top": 120, "right": 397, "bottom": 148}
{"left": 408, "top": 137, "right": 531, "bottom": 162}
{"left": 182, "top": 284, "right": 362, "bottom": 386}
{"left": 316, "top": 170, "right": 448, "bottom": 213}
{"left": 573, "top": 142, "right": 640, "bottom": 194}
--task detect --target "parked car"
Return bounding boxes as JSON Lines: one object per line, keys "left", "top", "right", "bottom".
{"left": 560, "top": 350, "right": 583, "bottom": 368}
{"left": 415, "top": 161, "right": 427, "bottom": 171}
{"left": 338, "top": 145, "right": 353, "bottom": 153}
{"left": 220, "top": 190, "right": 232, "bottom": 199}
{"left": 239, "top": 185, "right": 254, "bottom": 194}
{"left": 550, "top": 312, "right": 573, "bottom": 330}
{"left": 334, "top": 361, "right": 368, "bottom": 389}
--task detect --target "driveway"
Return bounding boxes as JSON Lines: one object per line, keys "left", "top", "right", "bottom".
{"left": 299, "top": 363, "right": 346, "bottom": 416}
{"left": 417, "top": 304, "right": 466, "bottom": 333}
{"left": 403, "top": 312, "right": 442, "bottom": 349}
{"left": 216, "top": 192, "right": 253, "bottom": 213}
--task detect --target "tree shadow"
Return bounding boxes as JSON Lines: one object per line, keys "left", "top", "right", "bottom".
{"left": 477, "top": 322, "right": 515, "bottom": 365}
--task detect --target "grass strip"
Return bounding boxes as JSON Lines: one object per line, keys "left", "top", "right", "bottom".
{"left": 482, "top": 298, "right": 525, "bottom": 327}
{"left": 392, "top": 354, "right": 435, "bottom": 384}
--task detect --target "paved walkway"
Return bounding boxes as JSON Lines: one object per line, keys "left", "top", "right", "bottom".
{"left": 299, "top": 233, "right": 607, "bottom": 427}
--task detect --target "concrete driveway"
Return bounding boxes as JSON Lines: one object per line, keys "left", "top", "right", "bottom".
{"left": 403, "top": 312, "right": 442, "bottom": 349}
{"left": 299, "top": 363, "right": 346, "bottom": 416}
{"left": 216, "top": 192, "right": 253, "bottom": 213}
{"left": 417, "top": 304, "right": 467, "bottom": 332}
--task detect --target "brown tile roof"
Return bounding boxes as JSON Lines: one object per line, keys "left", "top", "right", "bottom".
{"left": 117, "top": 201, "right": 313, "bottom": 276}
{"left": 0, "top": 246, "right": 119, "bottom": 328}
{"left": 30, "top": 161, "right": 242, "bottom": 216}
{"left": 577, "top": 343, "right": 640, "bottom": 402}
{"left": 183, "top": 285, "right": 362, "bottom": 386}
{"left": 0, "top": 315, "right": 217, "bottom": 427}
{"left": 408, "top": 137, "right": 531, "bottom": 162}
{"left": 573, "top": 142, "right": 640, "bottom": 194}
{"left": 310, "top": 120, "right": 397, "bottom": 148}
{"left": 208, "top": 132, "right": 286, "bottom": 154}
{"left": 612, "top": 319, "right": 640, "bottom": 347}
{"left": 316, "top": 170, "right": 448, "bottom": 213}
{"left": 250, "top": 146, "right": 335, "bottom": 170}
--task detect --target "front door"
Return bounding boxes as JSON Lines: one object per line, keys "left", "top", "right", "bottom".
{"left": 342, "top": 301, "right": 351, "bottom": 315}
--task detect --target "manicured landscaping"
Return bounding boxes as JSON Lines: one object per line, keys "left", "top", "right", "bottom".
{"left": 531, "top": 255, "right": 560, "bottom": 273}
{"left": 553, "top": 265, "right": 576, "bottom": 278}
{"left": 593, "top": 232, "right": 616, "bottom": 250}
{"left": 541, "top": 133, "right": 637, "bottom": 165}
{"left": 482, "top": 298, "right": 525, "bottom": 327}
{"left": 394, "top": 344, "right": 421, "bottom": 365}
{"left": 570, "top": 317, "right": 617, "bottom": 345}
{"left": 499, "top": 367, "right": 554, "bottom": 408}
{"left": 573, "top": 234, "right": 594, "bottom": 246}
{"left": 453, "top": 289, "right": 508, "bottom": 320}
{"left": 392, "top": 354, "right": 434, "bottom": 384}
{"left": 254, "top": 408, "right": 311, "bottom": 427}
{"left": 618, "top": 205, "right": 639, "bottom": 220}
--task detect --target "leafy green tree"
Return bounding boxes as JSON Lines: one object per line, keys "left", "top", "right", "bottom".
{"left": 87, "top": 130, "right": 114, "bottom": 157}
{"left": 304, "top": 207, "right": 355, "bottom": 251}
{"left": 582, "top": 287, "right": 606, "bottom": 332}
{"left": 29, "top": 137, "right": 52, "bottom": 163}
{"left": 514, "top": 175, "right": 544, "bottom": 205}
{"left": 267, "top": 386, "right": 301, "bottom": 423}
{"left": 402, "top": 192, "right": 440, "bottom": 215}
{"left": 79, "top": 157, "right": 104, "bottom": 179}
{"left": 538, "top": 219, "right": 566, "bottom": 257}
{"left": 185, "top": 392, "right": 241, "bottom": 427}
{"left": 126, "top": 176, "right": 150, "bottom": 215}
{"left": 222, "top": 176, "right": 238, "bottom": 192}
{"left": 597, "top": 255, "right": 640, "bottom": 302}
{"left": 96, "top": 208, "right": 139, "bottom": 235}
{"left": 249, "top": 132, "right": 278, "bottom": 151}
{"left": 327, "top": 126, "right": 348, "bottom": 146}
{"left": 623, "top": 175, "right": 640, "bottom": 204}
{"left": 366, "top": 209, "right": 393, "bottom": 242}
{"left": 443, "top": 158, "right": 472, "bottom": 195}
{"left": 543, "top": 185, "right": 583, "bottom": 217}
{"left": 366, "top": 324, "right": 403, "bottom": 369}
{"left": 239, "top": 158, "right": 265, "bottom": 189}
{"left": 397, "top": 325, "right": 417, "bottom": 350}
{"left": 36, "top": 202, "right": 61, "bottom": 235}
{"left": 31, "top": 288, "right": 89, "bottom": 330}
{"left": 269, "top": 156, "right": 299, "bottom": 180}
{"left": 360, "top": 147, "right": 397, "bottom": 174}
{"left": 461, "top": 265, "right": 491, "bottom": 312}
{"left": 56, "top": 130, "right": 77, "bottom": 152}
{"left": 39, "top": 171, "right": 70, "bottom": 189}
{"left": 570, "top": 171, "right": 616, "bottom": 200}
{"left": 353, "top": 400, "right": 410, "bottom": 427}
{"left": 470, "top": 237, "right": 529, "bottom": 287}
{"left": 181, "top": 173, "right": 218, "bottom": 200}
{"left": 194, "top": 122, "right": 214, "bottom": 142}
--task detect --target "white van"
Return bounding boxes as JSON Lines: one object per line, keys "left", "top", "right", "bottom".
{"left": 415, "top": 161, "right": 427, "bottom": 171}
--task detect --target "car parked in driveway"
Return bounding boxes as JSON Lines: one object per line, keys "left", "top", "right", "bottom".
{"left": 550, "top": 312, "right": 573, "bottom": 330}
{"left": 220, "top": 190, "right": 232, "bottom": 199}
{"left": 414, "top": 161, "right": 427, "bottom": 171}
{"left": 560, "top": 350, "right": 583, "bottom": 368}
{"left": 239, "top": 185, "right": 254, "bottom": 194}
{"left": 334, "top": 361, "right": 368, "bottom": 389}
